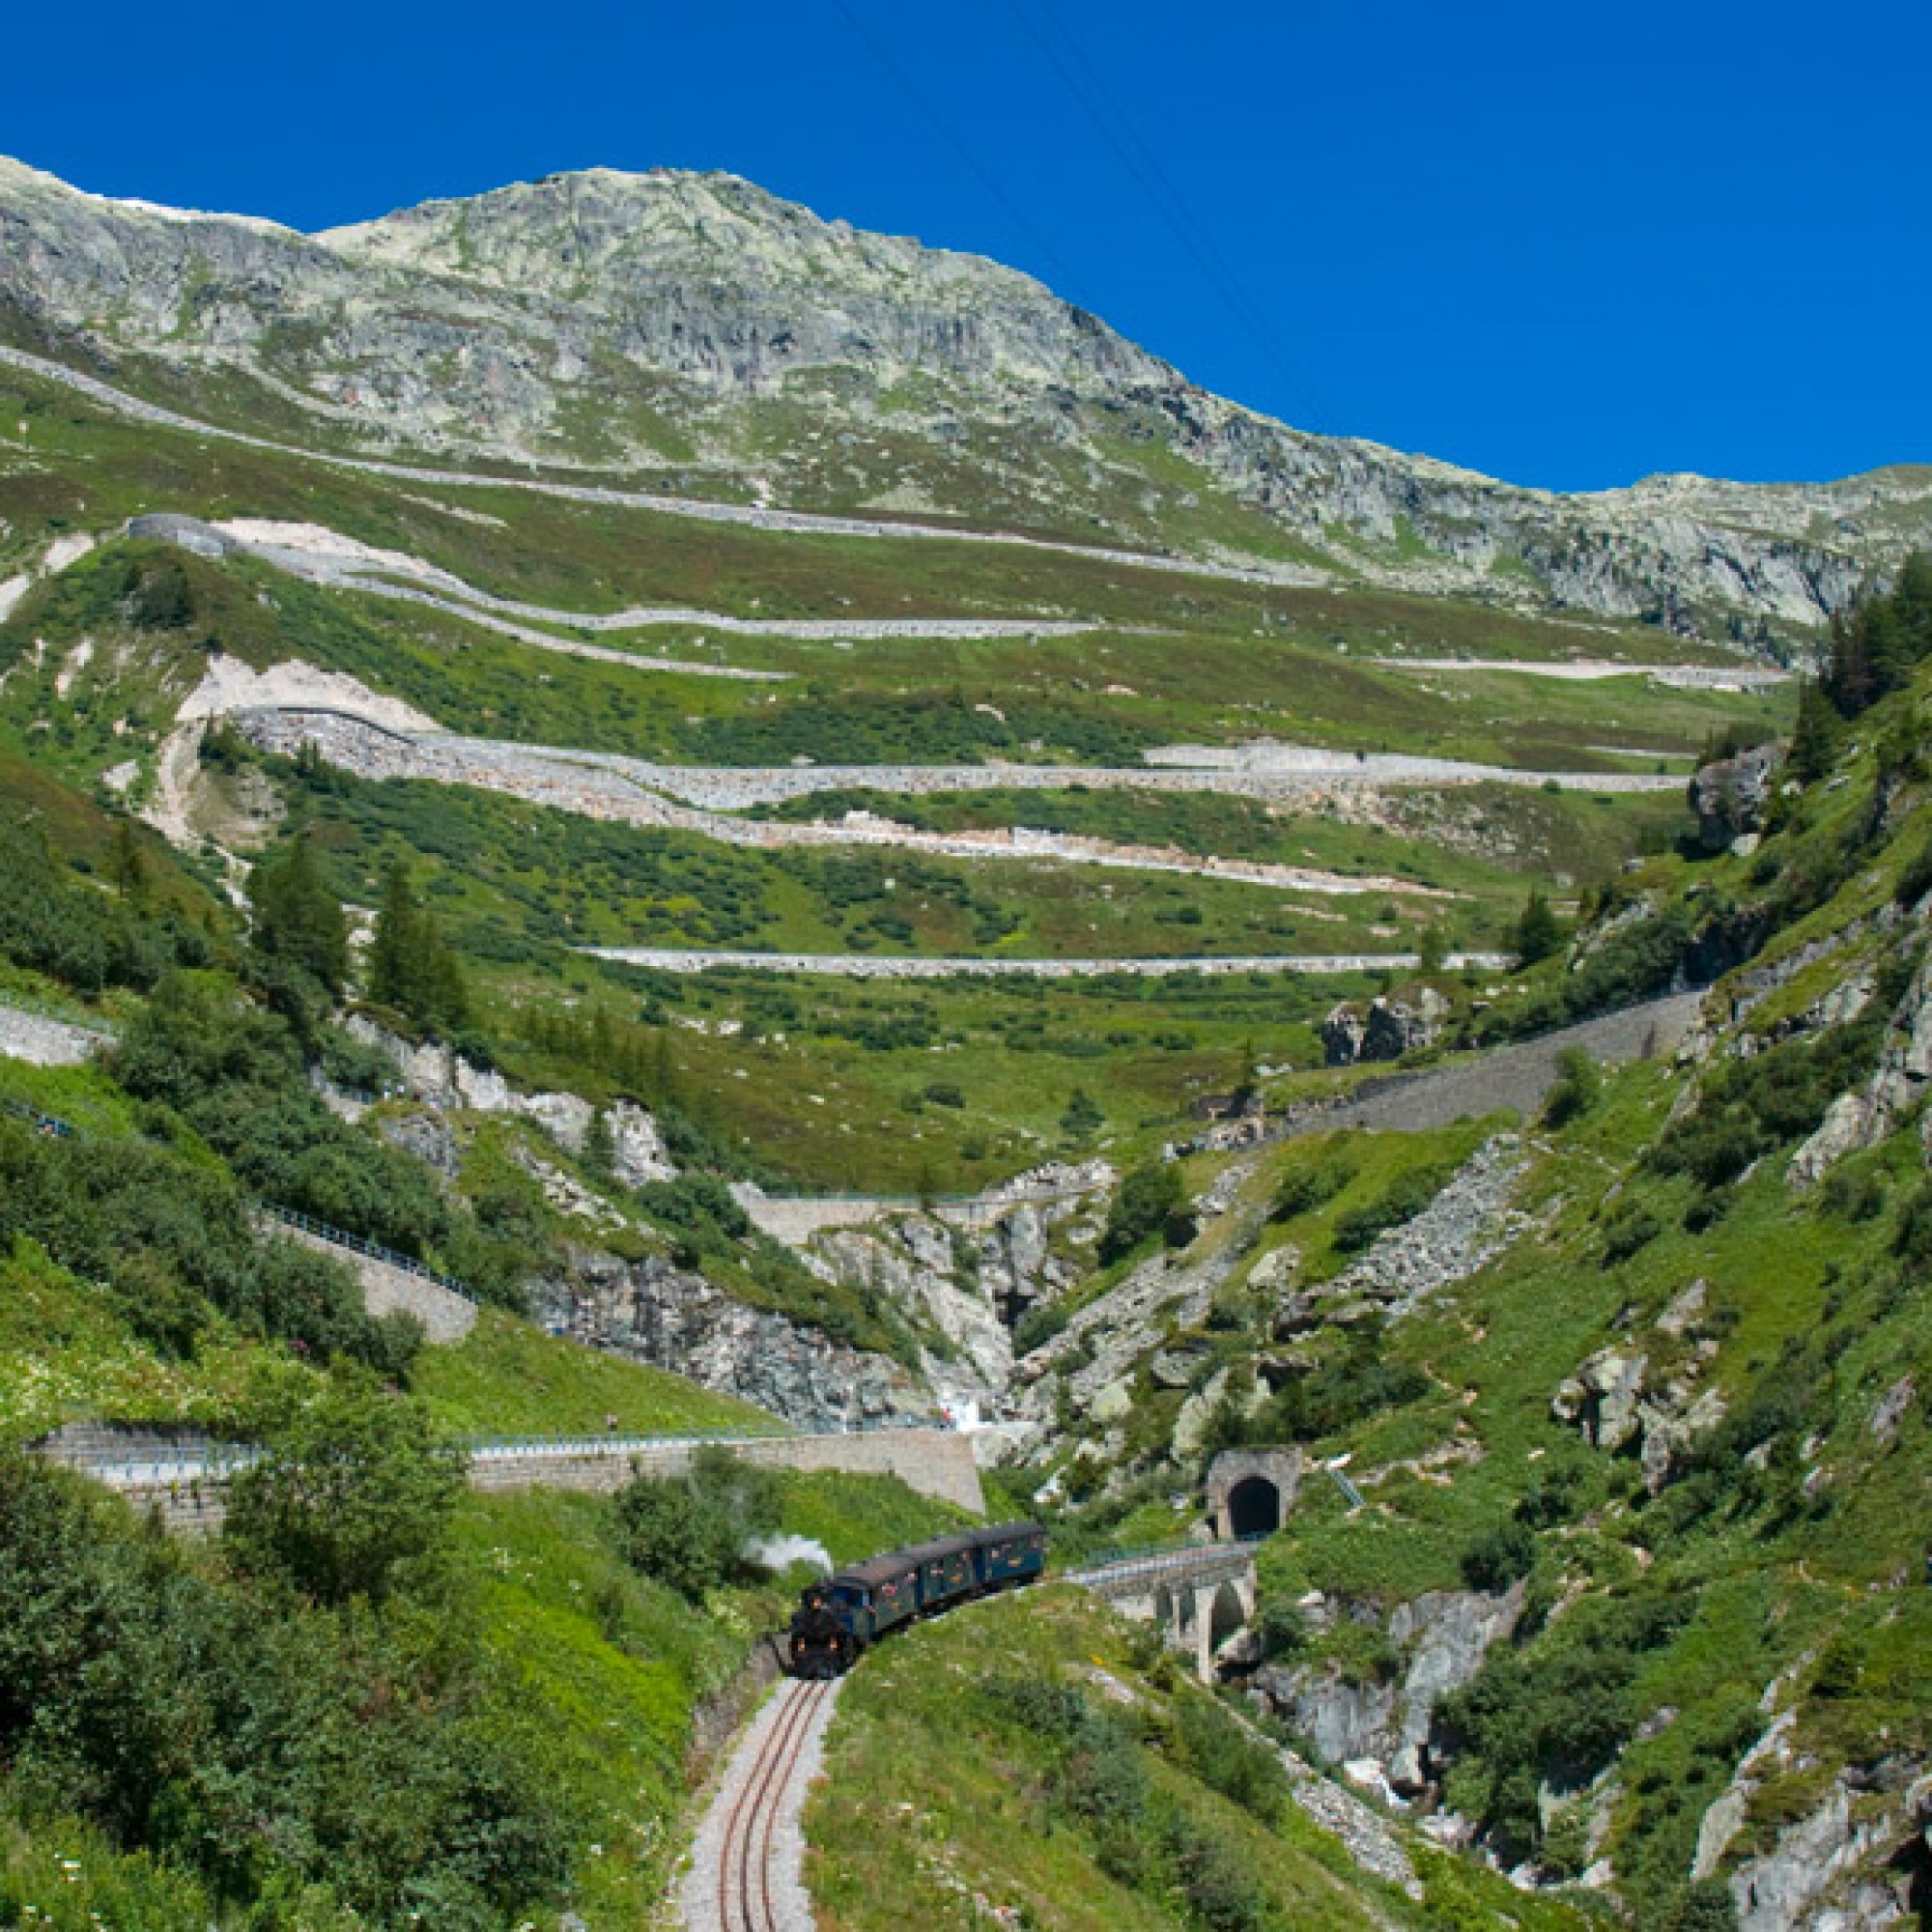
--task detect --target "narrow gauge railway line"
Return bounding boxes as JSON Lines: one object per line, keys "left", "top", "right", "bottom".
{"left": 685, "top": 1676, "right": 839, "bottom": 1932}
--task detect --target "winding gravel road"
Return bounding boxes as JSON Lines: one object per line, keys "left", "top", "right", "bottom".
{"left": 582, "top": 945, "right": 1513, "bottom": 979}
{"left": 0, "top": 342, "right": 1321, "bottom": 588}
{"left": 129, "top": 514, "right": 1109, "bottom": 676}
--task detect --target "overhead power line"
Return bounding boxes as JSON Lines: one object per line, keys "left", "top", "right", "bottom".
{"left": 829, "top": 0, "right": 1080, "bottom": 288}
{"left": 1007, "top": 0, "right": 1339, "bottom": 433}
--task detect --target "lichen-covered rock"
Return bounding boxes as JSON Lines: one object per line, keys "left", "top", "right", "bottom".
{"left": 535, "top": 1247, "right": 926, "bottom": 1431}
{"left": 1637, "top": 1385, "right": 1727, "bottom": 1492}
{"left": 1247, "top": 1242, "right": 1302, "bottom": 1293}
{"left": 1322, "top": 1002, "right": 1370, "bottom": 1066}
{"left": 1322, "top": 992, "right": 1446, "bottom": 1066}
{"left": 1552, "top": 1348, "right": 1649, "bottom": 1452}
{"left": 1256, "top": 1582, "right": 1526, "bottom": 1798}
{"left": 810, "top": 1212, "right": 1011, "bottom": 1406}
{"left": 373, "top": 1106, "right": 460, "bottom": 1178}
{"left": 1690, "top": 742, "right": 1786, "bottom": 851}
{"left": 345, "top": 1015, "right": 677, "bottom": 1179}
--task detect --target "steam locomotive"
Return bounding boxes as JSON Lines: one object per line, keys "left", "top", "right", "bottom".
{"left": 784, "top": 1520, "right": 1048, "bottom": 1677}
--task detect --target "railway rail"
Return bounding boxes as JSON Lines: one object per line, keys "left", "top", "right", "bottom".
{"left": 686, "top": 1675, "right": 840, "bottom": 1932}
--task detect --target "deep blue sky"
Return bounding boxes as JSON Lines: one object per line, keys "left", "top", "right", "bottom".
{"left": 6, "top": 0, "right": 1927, "bottom": 491}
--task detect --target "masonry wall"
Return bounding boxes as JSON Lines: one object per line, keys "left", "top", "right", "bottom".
{"left": 466, "top": 1428, "right": 985, "bottom": 1515}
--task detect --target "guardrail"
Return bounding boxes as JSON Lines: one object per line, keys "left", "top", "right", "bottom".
{"left": 2, "top": 1094, "right": 483, "bottom": 1303}
{"left": 41, "top": 1417, "right": 954, "bottom": 1489}
{"left": 260, "top": 1205, "right": 477, "bottom": 1304}
{"left": 1326, "top": 1465, "right": 1366, "bottom": 1511}
{"left": 1066, "top": 1531, "right": 1269, "bottom": 1582}
{"left": 462, "top": 1426, "right": 795, "bottom": 1458}
{"left": 43, "top": 1443, "right": 263, "bottom": 1485}
{"left": 749, "top": 1182, "right": 1086, "bottom": 1208}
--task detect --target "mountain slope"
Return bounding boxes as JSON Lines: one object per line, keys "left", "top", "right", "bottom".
{"left": 1020, "top": 563, "right": 1932, "bottom": 1926}
{"left": 3, "top": 154, "right": 1927, "bottom": 644}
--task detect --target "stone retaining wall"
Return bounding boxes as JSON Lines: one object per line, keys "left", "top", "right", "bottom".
{"left": 466, "top": 1427, "right": 985, "bottom": 1515}
{"left": 0, "top": 1006, "right": 108, "bottom": 1067}
{"left": 586, "top": 946, "right": 1514, "bottom": 980}
{"left": 269, "top": 1220, "right": 478, "bottom": 1342}
{"left": 80, "top": 1426, "right": 985, "bottom": 1533}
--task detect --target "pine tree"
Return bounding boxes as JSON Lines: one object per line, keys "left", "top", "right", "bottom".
{"left": 1788, "top": 678, "right": 1842, "bottom": 785}
{"left": 1061, "top": 1088, "right": 1103, "bottom": 1140}
{"left": 1513, "top": 889, "right": 1564, "bottom": 968}
{"left": 249, "top": 832, "right": 349, "bottom": 995}
{"left": 109, "top": 819, "right": 149, "bottom": 906}
{"left": 366, "top": 858, "right": 419, "bottom": 1014}
{"left": 583, "top": 1106, "right": 615, "bottom": 1178}
{"left": 367, "top": 858, "right": 469, "bottom": 1036}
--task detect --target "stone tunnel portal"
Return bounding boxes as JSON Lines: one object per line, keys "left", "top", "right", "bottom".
{"left": 1226, "top": 1474, "right": 1285, "bottom": 1539}
{"left": 1206, "top": 1448, "right": 1301, "bottom": 1542}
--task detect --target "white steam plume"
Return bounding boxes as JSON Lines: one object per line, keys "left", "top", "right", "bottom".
{"left": 746, "top": 1534, "right": 835, "bottom": 1576}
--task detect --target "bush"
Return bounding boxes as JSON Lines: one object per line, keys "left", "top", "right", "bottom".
{"left": 0, "top": 1449, "right": 575, "bottom": 1923}
{"left": 1460, "top": 1521, "right": 1536, "bottom": 1594}
{"left": 224, "top": 1377, "right": 466, "bottom": 1606}
{"left": 1256, "top": 1599, "right": 1309, "bottom": 1662}
{"left": 1541, "top": 1045, "right": 1601, "bottom": 1128}
{"left": 1648, "top": 1017, "right": 1884, "bottom": 1190}
{"left": 1513, "top": 889, "right": 1565, "bottom": 966}
{"left": 1253, "top": 1337, "right": 1431, "bottom": 1442}
{"left": 1013, "top": 1298, "right": 1071, "bottom": 1356}
{"left": 1098, "top": 1160, "right": 1185, "bottom": 1264}
{"left": 1168, "top": 1696, "right": 1287, "bottom": 1820}
{"left": 1437, "top": 1589, "right": 1693, "bottom": 1865}
{"left": 611, "top": 1450, "right": 778, "bottom": 1601}
{"left": 1271, "top": 1152, "right": 1353, "bottom": 1222}
{"left": 0, "top": 816, "right": 209, "bottom": 993}
{"left": 0, "top": 1118, "right": 419, "bottom": 1374}
{"left": 1331, "top": 1163, "right": 1451, "bottom": 1253}
{"left": 1600, "top": 1201, "right": 1661, "bottom": 1265}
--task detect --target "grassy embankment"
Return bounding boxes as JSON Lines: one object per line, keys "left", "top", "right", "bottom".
{"left": 809, "top": 1583, "right": 1588, "bottom": 1931}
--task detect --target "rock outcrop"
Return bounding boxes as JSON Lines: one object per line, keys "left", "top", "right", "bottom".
{"left": 536, "top": 1247, "right": 927, "bottom": 1432}
{"left": 1321, "top": 988, "right": 1450, "bottom": 1066}
{"left": 343, "top": 1016, "right": 674, "bottom": 1183}
{"left": 1257, "top": 1582, "right": 1527, "bottom": 1798}
{"left": 1690, "top": 741, "right": 1787, "bottom": 852}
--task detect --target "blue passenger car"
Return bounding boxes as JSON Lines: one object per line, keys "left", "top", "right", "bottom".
{"left": 785, "top": 1520, "right": 1049, "bottom": 1676}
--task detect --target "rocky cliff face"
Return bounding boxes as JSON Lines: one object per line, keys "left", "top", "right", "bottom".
{"left": 535, "top": 1246, "right": 927, "bottom": 1432}
{"left": 2, "top": 154, "right": 1926, "bottom": 644}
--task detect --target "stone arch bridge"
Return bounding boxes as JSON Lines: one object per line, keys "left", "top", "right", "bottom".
{"left": 1067, "top": 1543, "right": 1260, "bottom": 1684}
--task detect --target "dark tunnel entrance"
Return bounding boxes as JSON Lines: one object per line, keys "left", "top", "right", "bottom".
{"left": 1226, "top": 1475, "right": 1283, "bottom": 1539}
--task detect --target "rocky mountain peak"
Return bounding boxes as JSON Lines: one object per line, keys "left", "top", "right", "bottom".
{"left": 1, "top": 149, "right": 1926, "bottom": 642}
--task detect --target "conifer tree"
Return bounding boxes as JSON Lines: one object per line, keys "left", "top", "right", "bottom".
{"left": 367, "top": 857, "right": 469, "bottom": 1035}
{"left": 249, "top": 832, "right": 350, "bottom": 996}
{"left": 1513, "top": 888, "right": 1564, "bottom": 968}
{"left": 1788, "top": 678, "right": 1842, "bottom": 784}
{"left": 109, "top": 819, "right": 149, "bottom": 906}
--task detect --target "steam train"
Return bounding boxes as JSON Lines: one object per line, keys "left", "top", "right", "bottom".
{"left": 784, "top": 1520, "right": 1048, "bottom": 1677}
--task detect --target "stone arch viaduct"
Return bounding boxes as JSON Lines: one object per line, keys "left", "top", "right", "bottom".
{"left": 1068, "top": 1543, "right": 1260, "bottom": 1684}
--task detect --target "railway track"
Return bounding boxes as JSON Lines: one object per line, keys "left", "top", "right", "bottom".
{"left": 686, "top": 1675, "right": 840, "bottom": 1932}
